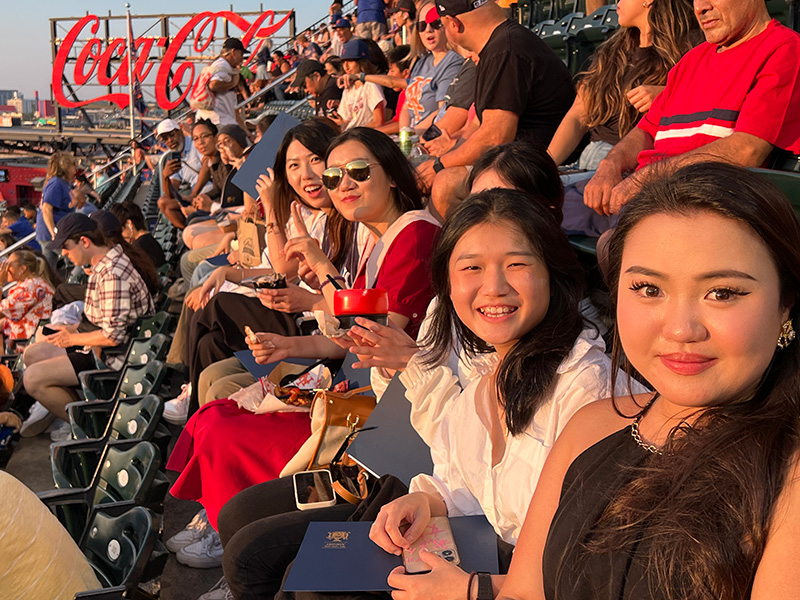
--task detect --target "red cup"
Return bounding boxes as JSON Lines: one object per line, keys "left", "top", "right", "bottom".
{"left": 333, "top": 289, "right": 389, "bottom": 328}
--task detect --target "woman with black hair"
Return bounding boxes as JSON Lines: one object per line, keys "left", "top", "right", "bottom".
{"left": 217, "top": 187, "right": 641, "bottom": 600}
{"left": 165, "top": 128, "right": 439, "bottom": 575}
{"left": 498, "top": 163, "right": 800, "bottom": 600}
{"left": 109, "top": 202, "right": 167, "bottom": 269}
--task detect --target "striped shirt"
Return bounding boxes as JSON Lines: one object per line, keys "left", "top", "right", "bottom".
{"left": 637, "top": 19, "right": 800, "bottom": 168}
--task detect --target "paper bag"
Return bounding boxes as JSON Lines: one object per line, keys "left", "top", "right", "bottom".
{"left": 237, "top": 217, "right": 266, "bottom": 267}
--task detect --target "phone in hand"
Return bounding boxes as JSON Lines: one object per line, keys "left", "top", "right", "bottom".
{"left": 41, "top": 325, "right": 58, "bottom": 336}
{"left": 169, "top": 151, "right": 182, "bottom": 163}
{"left": 326, "top": 109, "right": 341, "bottom": 120}
{"left": 421, "top": 124, "right": 442, "bottom": 142}
{"left": 401, "top": 516, "right": 460, "bottom": 574}
{"left": 293, "top": 469, "right": 337, "bottom": 510}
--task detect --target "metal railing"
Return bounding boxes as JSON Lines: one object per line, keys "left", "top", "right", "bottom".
{"left": 271, "top": 0, "right": 356, "bottom": 56}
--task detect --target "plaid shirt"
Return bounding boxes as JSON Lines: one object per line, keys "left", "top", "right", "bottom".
{"left": 84, "top": 244, "right": 154, "bottom": 346}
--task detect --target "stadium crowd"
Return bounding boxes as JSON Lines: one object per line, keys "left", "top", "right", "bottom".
{"left": 3, "top": 0, "right": 800, "bottom": 599}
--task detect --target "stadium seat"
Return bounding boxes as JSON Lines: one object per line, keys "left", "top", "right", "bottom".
{"left": 41, "top": 440, "right": 168, "bottom": 542}
{"left": 76, "top": 505, "right": 167, "bottom": 599}
{"left": 750, "top": 168, "right": 800, "bottom": 218}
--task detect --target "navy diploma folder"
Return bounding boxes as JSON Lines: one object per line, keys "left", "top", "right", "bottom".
{"left": 282, "top": 516, "right": 499, "bottom": 592}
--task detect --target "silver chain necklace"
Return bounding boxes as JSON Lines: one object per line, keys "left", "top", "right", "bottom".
{"left": 630, "top": 414, "right": 663, "bottom": 455}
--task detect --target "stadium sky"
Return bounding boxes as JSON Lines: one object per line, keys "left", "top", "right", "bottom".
{"left": 1, "top": 1, "right": 332, "bottom": 101}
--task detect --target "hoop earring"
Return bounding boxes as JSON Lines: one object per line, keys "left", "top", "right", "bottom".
{"left": 778, "top": 319, "right": 795, "bottom": 350}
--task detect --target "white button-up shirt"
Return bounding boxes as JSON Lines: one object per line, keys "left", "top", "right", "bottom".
{"left": 400, "top": 328, "right": 649, "bottom": 544}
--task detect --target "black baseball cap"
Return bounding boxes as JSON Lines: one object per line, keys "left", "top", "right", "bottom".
{"left": 290, "top": 59, "right": 326, "bottom": 88}
{"left": 222, "top": 37, "right": 251, "bottom": 56}
{"left": 435, "top": 0, "right": 492, "bottom": 17}
{"left": 387, "top": 0, "right": 416, "bottom": 19}
{"left": 49, "top": 213, "right": 98, "bottom": 250}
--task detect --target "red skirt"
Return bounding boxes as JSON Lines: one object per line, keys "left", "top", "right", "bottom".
{"left": 166, "top": 398, "right": 311, "bottom": 529}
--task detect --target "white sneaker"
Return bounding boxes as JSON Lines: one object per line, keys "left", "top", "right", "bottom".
{"left": 20, "top": 402, "right": 55, "bottom": 438}
{"left": 176, "top": 530, "right": 223, "bottom": 568}
{"left": 163, "top": 383, "right": 192, "bottom": 425}
{"left": 49, "top": 420, "right": 72, "bottom": 442}
{"left": 166, "top": 508, "right": 213, "bottom": 553}
{"left": 197, "top": 576, "right": 232, "bottom": 600}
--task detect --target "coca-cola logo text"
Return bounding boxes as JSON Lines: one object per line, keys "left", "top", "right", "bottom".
{"left": 52, "top": 10, "right": 292, "bottom": 111}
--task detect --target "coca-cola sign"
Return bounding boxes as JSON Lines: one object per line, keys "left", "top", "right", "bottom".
{"left": 52, "top": 10, "right": 292, "bottom": 111}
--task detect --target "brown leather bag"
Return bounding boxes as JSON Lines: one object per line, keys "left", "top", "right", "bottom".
{"left": 279, "top": 385, "right": 376, "bottom": 477}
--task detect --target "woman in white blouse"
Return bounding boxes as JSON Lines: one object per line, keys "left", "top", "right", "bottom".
{"left": 368, "top": 187, "right": 646, "bottom": 599}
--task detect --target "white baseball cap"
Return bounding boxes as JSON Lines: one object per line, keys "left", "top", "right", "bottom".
{"left": 156, "top": 118, "right": 181, "bottom": 136}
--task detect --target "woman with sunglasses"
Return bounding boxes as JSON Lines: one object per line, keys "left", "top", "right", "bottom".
{"left": 165, "top": 129, "right": 437, "bottom": 573}
{"left": 496, "top": 163, "right": 800, "bottom": 600}
{"left": 217, "top": 187, "right": 639, "bottom": 600}
{"left": 399, "top": 3, "right": 462, "bottom": 133}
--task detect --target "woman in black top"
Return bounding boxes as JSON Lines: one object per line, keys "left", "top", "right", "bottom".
{"left": 496, "top": 163, "right": 800, "bottom": 600}
{"left": 109, "top": 202, "right": 167, "bottom": 269}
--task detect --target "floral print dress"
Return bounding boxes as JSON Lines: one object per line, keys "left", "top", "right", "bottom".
{"left": 0, "top": 277, "right": 54, "bottom": 340}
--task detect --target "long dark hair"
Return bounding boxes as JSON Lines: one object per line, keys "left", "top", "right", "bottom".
{"left": 468, "top": 140, "right": 564, "bottom": 224}
{"left": 593, "top": 162, "right": 800, "bottom": 600}
{"left": 273, "top": 119, "right": 353, "bottom": 270}
{"left": 89, "top": 213, "right": 159, "bottom": 295}
{"left": 581, "top": 0, "right": 700, "bottom": 138}
{"left": 325, "top": 127, "right": 423, "bottom": 214}
{"left": 421, "top": 188, "right": 584, "bottom": 435}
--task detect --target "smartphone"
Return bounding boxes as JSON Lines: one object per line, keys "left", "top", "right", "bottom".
{"left": 240, "top": 273, "right": 287, "bottom": 290}
{"left": 293, "top": 469, "right": 337, "bottom": 510}
{"left": 41, "top": 325, "right": 58, "bottom": 336}
{"left": 401, "top": 516, "right": 460, "bottom": 574}
{"left": 169, "top": 151, "right": 182, "bottom": 163}
{"left": 326, "top": 109, "right": 340, "bottom": 120}
{"left": 421, "top": 124, "right": 442, "bottom": 142}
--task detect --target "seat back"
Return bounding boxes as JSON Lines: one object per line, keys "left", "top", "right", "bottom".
{"left": 91, "top": 441, "right": 161, "bottom": 506}
{"left": 109, "top": 395, "right": 164, "bottom": 441}
{"left": 126, "top": 333, "right": 169, "bottom": 366}
{"left": 129, "top": 312, "right": 172, "bottom": 340}
{"left": 114, "top": 360, "right": 165, "bottom": 399}
{"left": 81, "top": 506, "right": 159, "bottom": 589}
{"left": 750, "top": 168, "right": 800, "bottom": 220}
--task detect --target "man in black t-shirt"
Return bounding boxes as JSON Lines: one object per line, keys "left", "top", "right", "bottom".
{"left": 290, "top": 59, "right": 342, "bottom": 118}
{"left": 422, "top": 0, "right": 574, "bottom": 217}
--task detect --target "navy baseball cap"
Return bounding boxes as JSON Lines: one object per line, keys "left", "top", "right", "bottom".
{"left": 340, "top": 39, "right": 370, "bottom": 61}
{"left": 333, "top": 17, "right": 352, "bottom": 29}
{"left": 49, "top": 213, "right": 98, "bottom": 250}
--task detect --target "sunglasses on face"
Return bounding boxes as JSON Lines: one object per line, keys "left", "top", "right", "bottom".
{"left": 322, "top": 160, "right": 380, "bottom": 189}
{"left": 418, "top": 19, "right": 443, "bottom": 32}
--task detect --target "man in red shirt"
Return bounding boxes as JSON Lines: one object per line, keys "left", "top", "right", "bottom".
{"left": 584, "top": 0, "right": 800, "bottom": 217}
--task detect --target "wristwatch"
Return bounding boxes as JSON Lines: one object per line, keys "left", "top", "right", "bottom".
{"left": 359, "top": 72, "right": 366, "bottom": 84}
{"left": 476, "top": 572, "right": 493, "bottom": 600}
{"left": 432, "top": 157, "right": 445, "bottom": 173}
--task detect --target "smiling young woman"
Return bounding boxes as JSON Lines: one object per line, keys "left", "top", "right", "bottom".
{"left": 496, "top": 162, "right": 800, "bottom": 600}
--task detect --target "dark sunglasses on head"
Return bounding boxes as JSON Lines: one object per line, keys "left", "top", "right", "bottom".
{"left": 418, "top": 19, "right": 443, "bottom": 32}
{"left": 322, "top": 160, "right": 380, "bottom": 189}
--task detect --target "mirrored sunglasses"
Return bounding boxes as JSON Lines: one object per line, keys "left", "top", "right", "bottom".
{"left": 322, "top": 160, "right": 380, "bottom": 189}
{"left": 418, "top": 19, "right": 443, "bottom": 33}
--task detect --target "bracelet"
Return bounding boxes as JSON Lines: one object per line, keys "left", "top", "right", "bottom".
{"left": 319, "top": 275, "right": 345, "bottom": 291}
{"left": 466, "top": 571, "right": 477, "bottom": 600}
{"left": 265, "top": 222, "right": 279, "bottom": 234}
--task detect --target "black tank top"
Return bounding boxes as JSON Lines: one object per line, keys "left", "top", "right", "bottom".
{"left": 542, "top": 426, "right": 668, "bottom": 600}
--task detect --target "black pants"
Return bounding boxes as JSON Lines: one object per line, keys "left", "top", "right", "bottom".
{"left": 219, "top": 476, "right": 356, "bottom": 600}
{"left": 186, "top": 292, "right": 300, "bottom": 416}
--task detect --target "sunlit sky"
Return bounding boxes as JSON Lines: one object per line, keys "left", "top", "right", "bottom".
{"left": 0, "top": 1, "right": 332, "bottom": 100}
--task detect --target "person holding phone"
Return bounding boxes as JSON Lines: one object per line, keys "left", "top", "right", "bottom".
{"left": 155, "top": 118, "right": 214, "bottom": 229}
{"left": 165, "top": 129, "right": 438, "bottom": 578}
